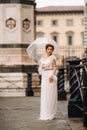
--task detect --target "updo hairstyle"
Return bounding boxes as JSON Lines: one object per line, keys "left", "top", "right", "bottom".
{"left": 45, "top": 44, "right": 54, "bottom": 51}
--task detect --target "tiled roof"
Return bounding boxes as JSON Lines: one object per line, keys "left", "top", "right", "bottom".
{"left": 36, "top": 6, "right": 84, "bottom": 13}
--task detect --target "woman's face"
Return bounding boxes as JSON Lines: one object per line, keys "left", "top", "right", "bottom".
{"left": 46, "top": 46, "right": 53, "bottom": 56}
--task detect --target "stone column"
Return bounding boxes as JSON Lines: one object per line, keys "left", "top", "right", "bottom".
{"left": 84, "top": 0, "right": 87, "bottom": 56}
{"left": 0, "top": 0, "right": 36, "bottom": 97}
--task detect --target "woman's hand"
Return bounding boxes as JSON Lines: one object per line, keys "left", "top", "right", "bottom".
{"left": 42, "top": 63, "right": 46, "bottom": 68}
{"left": 49, "top": 75, "right": 54, "bottom": 83}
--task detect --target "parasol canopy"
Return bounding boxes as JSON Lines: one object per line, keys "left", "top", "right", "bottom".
{"left": 26, "top": 37, "right": 59, "bottom": 61}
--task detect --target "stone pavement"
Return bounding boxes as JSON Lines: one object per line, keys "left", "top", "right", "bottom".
{"left": 0, "top": 97, "right": 87, "bottom": 130}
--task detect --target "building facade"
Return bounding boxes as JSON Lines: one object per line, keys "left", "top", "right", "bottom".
{"left": 36, "top": 6, "right": 84, "bottom": 66}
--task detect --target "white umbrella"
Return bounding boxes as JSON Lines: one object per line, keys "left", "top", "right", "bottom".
{"left": 26, "top": 37, "right": 59, "bottom": 61}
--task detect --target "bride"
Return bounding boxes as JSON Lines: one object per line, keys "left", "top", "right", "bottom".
{"left": 38, "top": 43, "right": 57, "bottom": 120}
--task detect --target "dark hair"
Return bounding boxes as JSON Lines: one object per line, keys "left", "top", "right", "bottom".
{"left": 45, "top": 44, "right": 54, "bottom": 51}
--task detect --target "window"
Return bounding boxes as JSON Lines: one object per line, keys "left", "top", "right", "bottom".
{"left": 81, "top": 19, "right": 84, "bottom": 26}
{"left": 36, "top": 32, "right": 44, "bottom": 37}
{"left": 66, "top": 31, "right": 74, "bottom": 46}
{"left": 64, "top": 50, "right": 69, "bottom": 56}
{"left": 37, "top": 20, "right": 43, "bottom": 26}
{"left": 52, "top": 20, "right": 58, "bottom": 26}
{"left": 51, "top": 32, "right": 58, "bottom": 42}
{"left": 81, "top": 32, "right": 84, "bottom": 45}
{"left": 67, "top": 19, "right": 73, "bottom": 26}
{"left": 53, "top": 35, "right": 57, "bottom": 42}
{"left": 72, "top": 50, "right": 75, "bottom": 56}
{"left": 68, "top": 36, "right": 72, "bottom": 45}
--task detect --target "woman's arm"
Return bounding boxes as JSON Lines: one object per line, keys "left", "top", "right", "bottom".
{"left": 49, "top": 59, "right": 57, "bottom": 83}
{"left": 52, "top": 59, "right": 57, "bottom": 75}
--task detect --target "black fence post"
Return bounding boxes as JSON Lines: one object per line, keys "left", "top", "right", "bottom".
{"left": 26, "top": 73, "right": 34, "bottom": 96}
{"left": 82, "top": 58, "right": 87, "bottom": 127}
{"left": 57, "top": 67, "right": 66, "bottom": 100}
{"left": 67, "top": 57, "right": 83, "bottom": 117}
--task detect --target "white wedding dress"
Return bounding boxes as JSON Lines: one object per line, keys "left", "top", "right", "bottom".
{"left": 38, "top": 55, "right": 57, "bottom": 120}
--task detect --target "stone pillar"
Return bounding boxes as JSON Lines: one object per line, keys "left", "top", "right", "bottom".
{"left": 0, "top": 0, "right": 36, "bottom": 97}
{"left": 84, "top": 0, "right": 87, "bottom": 56}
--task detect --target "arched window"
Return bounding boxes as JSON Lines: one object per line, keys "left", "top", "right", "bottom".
{"left": 81, "top": 32, "right": 84, "bottom": 45}
{"left": 50, "top": 32, "right": 58, "bottom": 42}
{"left": 66, "top": 31, "right": 74, "bottom": 45}
{"left": 36, "top": 32, "right": 44, "bottom": 38}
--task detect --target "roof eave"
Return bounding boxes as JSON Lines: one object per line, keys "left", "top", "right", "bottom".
{"left": 37, "top": 10, "right": 84, "bottom": 15}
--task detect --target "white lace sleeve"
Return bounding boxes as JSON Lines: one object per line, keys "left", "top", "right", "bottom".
{"left": 51, "top": 55, "right": 56, "bottom": 61}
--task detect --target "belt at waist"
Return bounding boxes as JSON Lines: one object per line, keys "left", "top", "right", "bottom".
{"left": 43, "top": 68, "right": 53, "bottom": 71}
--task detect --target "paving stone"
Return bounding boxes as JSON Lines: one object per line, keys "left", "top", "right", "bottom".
{"left": 0, "top": 97, "right": 86, "bottom": 130}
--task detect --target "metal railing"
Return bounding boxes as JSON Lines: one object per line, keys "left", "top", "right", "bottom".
{"left": 66, "top": 57, "right": 87, "bottom": 127}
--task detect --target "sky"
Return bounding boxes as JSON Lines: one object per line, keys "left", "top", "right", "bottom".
{"left": 35, "top": 0, "right": 85, "bottom": 8}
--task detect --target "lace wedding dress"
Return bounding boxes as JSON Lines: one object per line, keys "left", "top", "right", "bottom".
{"left": 38, "top": 55, "right": 57, "bottom": 120}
